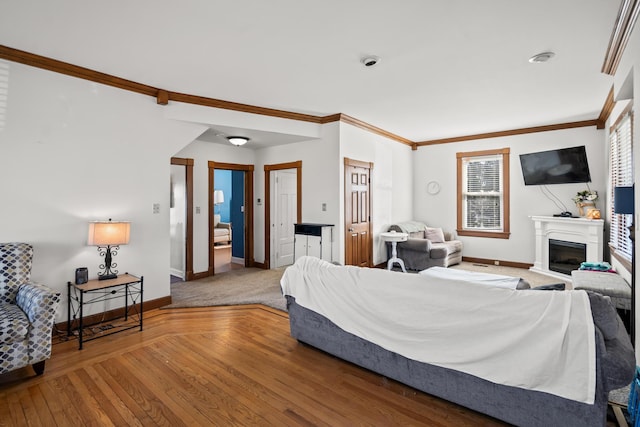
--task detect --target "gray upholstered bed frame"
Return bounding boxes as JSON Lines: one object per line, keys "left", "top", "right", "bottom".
{"left": 286, "top": 294, "right": 634, "bottom": 427}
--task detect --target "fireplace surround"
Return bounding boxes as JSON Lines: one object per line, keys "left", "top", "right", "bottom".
{"left": 530, "top": 216, "right": 604, "bottom": 279}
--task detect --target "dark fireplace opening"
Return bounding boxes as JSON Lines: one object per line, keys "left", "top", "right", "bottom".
{"left": 549, "top": 239, "right": 586, "bottom": 275}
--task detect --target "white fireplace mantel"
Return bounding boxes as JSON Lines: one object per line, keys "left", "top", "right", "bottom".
{"left": 530, "top": 215, "right": 604, "bottom": 280}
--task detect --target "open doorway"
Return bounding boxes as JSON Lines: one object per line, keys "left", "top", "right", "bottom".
{"left": 212, "top": 169, "right": 245, "bottom": 273}
{"left": 209, "top": 161, "right": 255, "bottom": 274}
{"left": 170, "top": 157, "right": 194, "bottom": 282}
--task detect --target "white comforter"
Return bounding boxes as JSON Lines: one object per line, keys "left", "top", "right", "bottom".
{"left": 281, "top": 256, "right": 596, "bottom": 404}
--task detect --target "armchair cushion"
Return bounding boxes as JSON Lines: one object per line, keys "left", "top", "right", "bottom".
{"left": 425, "top": 227, "right": 445, "bottom": 243}
{"left": 0, "top": 242, "right": 34, "bottom": 304}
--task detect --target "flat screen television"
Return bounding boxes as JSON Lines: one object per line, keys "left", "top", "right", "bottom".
{"left": 519, "top": 146, "right": 591, "bottom": 186}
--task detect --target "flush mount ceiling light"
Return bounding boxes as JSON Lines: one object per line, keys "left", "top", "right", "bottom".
{"left": 227, "top": 136, "right": 249, "bottom": 146}
{"left": 528, "top": 51, "right": 556, "bottom": 63}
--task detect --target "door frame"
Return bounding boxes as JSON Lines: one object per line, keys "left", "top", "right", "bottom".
{"left": 170, "top": 157, "right": 195, "bottom": 281}
{"left": 208, "top": 161, "right": 255, "bottom": 275}
{"left": 264, "top": 161, "right": 302, "bottom": 270}
{"left": 344, "top": 157, "right": 374, "bottom": 267}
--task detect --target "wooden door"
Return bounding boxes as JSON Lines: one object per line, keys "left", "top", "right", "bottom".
{"left": 344, "top": 158, "right": 372, "bottom": 267}
{"left": 274, "top": 169, "right": 297, "bottom": 267}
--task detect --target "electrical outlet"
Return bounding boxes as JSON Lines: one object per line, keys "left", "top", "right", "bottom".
{"left": 494, "top": 260, "right": 500, "bottom": 266}
{"left": 322, "top": 203, "right": 327, "bottom": 211}
{"left": 196, "top": 206, "right": 201, "bottom": 214}
{"left": 152, "top": 203, "right": 160, "bottom": 214}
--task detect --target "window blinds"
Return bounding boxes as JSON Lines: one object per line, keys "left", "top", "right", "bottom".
{"left": 463, "top": 156, "right": 503, "bottom": 230}
{"left": 609, "top": 110, "right": 634, "bottom": 261}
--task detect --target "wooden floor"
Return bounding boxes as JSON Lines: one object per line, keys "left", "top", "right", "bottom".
{"left": 0, "top": 305, "right": 509, "bottom": 426}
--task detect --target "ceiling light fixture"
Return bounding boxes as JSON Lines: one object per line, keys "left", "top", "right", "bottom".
{"left": 227, "top": 136, "right": 249, "bottom": 146}
{"left": 528, "top": 51, "right": 556, "bottom": 63}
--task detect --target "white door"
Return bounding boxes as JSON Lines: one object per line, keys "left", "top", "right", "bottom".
{"left": 274, "top": 169, "right": 297, "bottom": 267}
{"left": 169, "top": 164, "right": 186, "bottom": 279}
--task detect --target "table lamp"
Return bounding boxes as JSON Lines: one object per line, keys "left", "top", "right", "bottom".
{"left": 87, "top": 219, "right": 131, "bottom": 280}
{"left": 214, "top": 190, "right": 224, "bottom": 214}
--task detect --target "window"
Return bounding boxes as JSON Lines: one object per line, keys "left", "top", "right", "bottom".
{"left": 457, "top": 148, "right": 510, "bottom": 239}
{"left": 609, "top": 106, "right": 634, "bottom": 264}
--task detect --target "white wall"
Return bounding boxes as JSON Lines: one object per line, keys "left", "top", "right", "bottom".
{"left": 339, "top": 122, "right": 414, "bottom": 265}
{"left": 173, "top": 140, "right": 256, "bottom": 273}
{"left": 255, "top": 123, "right": 341, "bottom": 263}
{"left": 413, "top": 127, "right": 606, "bottom": 264}
{"left": 0, "top": 61, "right": 206, "bottom": 322}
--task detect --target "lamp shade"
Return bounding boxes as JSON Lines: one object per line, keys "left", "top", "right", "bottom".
{"left": 214, "top": 190, "right": 224, "bottom": 205}
{"left": 88, "top": 221, "right": 131, "bottom": 246}
{"left": 614, "top": 186, "right": 635, "bottom": 214}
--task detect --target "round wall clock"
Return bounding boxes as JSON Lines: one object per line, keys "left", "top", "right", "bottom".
{"left": 427, "top": 181, "right": 440, "bottom": 195}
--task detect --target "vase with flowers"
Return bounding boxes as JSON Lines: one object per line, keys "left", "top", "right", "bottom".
{"left": 573, "top": 190, "right": 598, "bottom": 216}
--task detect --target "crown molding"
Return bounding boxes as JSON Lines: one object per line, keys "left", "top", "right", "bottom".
{"left": 337, "top": 114, "right": 414, "bottom": 147}
{"left": 0, "top": 44, "right": 608, "bottom": 150}
{"left": 602, "top": 0, "right": 640, "bottom": 75}
{"left": 416, "top": 120, "right": 600, "bottom": 147}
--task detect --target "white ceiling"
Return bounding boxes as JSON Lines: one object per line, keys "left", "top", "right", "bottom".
{"left": 0, "top": 1, "right": 621, "bottom": 145}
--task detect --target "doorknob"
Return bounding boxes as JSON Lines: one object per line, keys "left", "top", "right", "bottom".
{"left": 348, "top": 228, "right": 354, "bottom": 232}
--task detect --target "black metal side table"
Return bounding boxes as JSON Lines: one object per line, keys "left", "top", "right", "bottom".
{"left": 67, "top": 273, "right": 143, "bottom": 349}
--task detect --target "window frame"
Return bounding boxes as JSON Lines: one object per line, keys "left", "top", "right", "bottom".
{"left": 608, "top": 104, "right": 634, "bottom": 268}
{"left": 456, "top": 148, "right": 511, "bottom": 239}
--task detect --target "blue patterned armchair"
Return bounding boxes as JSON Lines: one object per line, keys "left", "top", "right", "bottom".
{"left": 0, "top": 243, "right": 60, "bottom": 375}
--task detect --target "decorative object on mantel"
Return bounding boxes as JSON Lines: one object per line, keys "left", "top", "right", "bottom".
{"left": 585, "top": 208, "right": 601, "bottom": 219}
{"left": 573, "top": 190, "right": 598, "bottom": 216}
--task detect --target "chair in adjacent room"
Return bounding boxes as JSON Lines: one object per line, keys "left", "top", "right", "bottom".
{"left": 0, "top": 242, "right": 61, "bottom": 375}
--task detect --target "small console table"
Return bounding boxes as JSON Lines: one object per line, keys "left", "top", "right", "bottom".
{"left": 381, "top": 231, "right": 409, "bottom": 273}
{"left": 67, "top": 273, "right": 143, "bottom": 350}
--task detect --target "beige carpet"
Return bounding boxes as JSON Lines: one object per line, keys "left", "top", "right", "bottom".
{"left": 165, "top": 267, "right": 288, "bottom": 311}
{"left": 165, "top": 261, "right": 571, "bottom": 312}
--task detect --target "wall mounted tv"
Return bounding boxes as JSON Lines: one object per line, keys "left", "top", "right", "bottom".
{"left": 519, "top": 145, "right": 591, "bottom": 186}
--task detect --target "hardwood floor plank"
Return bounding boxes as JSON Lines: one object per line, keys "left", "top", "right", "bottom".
{"left": 0, "top": 306, "right": 510, "bottom": 426}
{"left": 26, "top": 385, "right": 56, "bottom": 427}
{"left": 91, "top": 363, "right": 154, "bottom": 426}
{"left": 98, "top": 358, "right": 188, "bottom": 427}
{"left": 80, "top": 366, "right": 144, "bottom": 427}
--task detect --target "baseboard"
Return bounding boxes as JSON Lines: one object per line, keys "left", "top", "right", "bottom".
{"left": 374, "top": 258, "right": 533, "bottom": 270}
{"left": 231, "top": 256, "right": 244, "bottom": 265}
{"left": 191, "top": 270, "right": 211, "bottom": 280}
{"left": 55, "top": 295, "right": 172, "bottom": 333}
{"left": 462, "top": 257, "right": 532, "bottom": 269}
{"left": 169, "top": 268, "right": 184, "bottom": 279}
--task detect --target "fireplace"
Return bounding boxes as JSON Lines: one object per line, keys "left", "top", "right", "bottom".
{"left": 549, "top": 239, "right": 586, "bottom": 275}
{"left": 530, "top": 216, "right": 604, "bottom": 279}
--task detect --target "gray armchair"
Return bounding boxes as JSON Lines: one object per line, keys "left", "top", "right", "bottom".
{"left": 0, "top": 243, "right": 60, "bottom": 375}
{"left": 387, "top": 222, "right": 462, "bottom": 271}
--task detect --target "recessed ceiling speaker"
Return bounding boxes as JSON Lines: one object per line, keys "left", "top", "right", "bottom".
{"left": 362, "top": 56, "right": 380, "bottom": 67}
